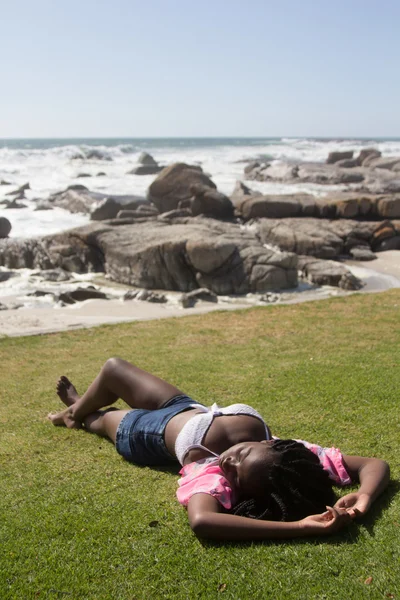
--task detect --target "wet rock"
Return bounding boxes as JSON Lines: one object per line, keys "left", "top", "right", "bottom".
{"left": 71, "top": 149, "right": 112, "bottom": 161}
{"left": 326, "top": 151, "right": 354, "bottom": 164}
{"left": 259, "top": 292, "right": 281, "bottom": 303}
{"left": 58, "top": 287, "right": 108, "bottom": 304}
{"left": 180, "top": 287, "right": 218, "bottom": 307}
{"left": 367, "top": 157, "right": 400, "bottom": 171}
{"left": 0, "top": 270, "right": 14, "bottom": 282}
{"left": 349, "top": 247, "right": 376, "bottom": 261}
{"left": 27, "top": 289, "right": 57, "bottom": 297}
{"left": 123, "top": 289, "right": 167, "bottom": 303}
{"left": 40, "top": 268, "right": 71, "bottom": 282}
{"left": 298, "top": 256, "right": 363, "bottom": 290}
{"left": 4, "top": 199, "right": 27, "bottom": 209}
{"left": 97, "top": 172, "right": 106, "bottom": 176}
{"left": 127, "top": 152, "right": 164, "bottom": 175}
{"left": 335, "top": 158, "right": 359, "bottom": 168}
{"left": 376, "top": 196, "right": 400, "bottom": 218}
{"left": 0, "top": 180, "right": 11, "bottom": 185}
{"left": 77, "top": 173, "right": 91, "bottom": 178}
{"left": 0, "top": 217, "right": 12, "bottom": 238}
{"left": 148, "top": 163, "right": 216, "bottom": 214}
{"left": 375, "top": 235, "right": 400, "bottom": 251}
{"left": 116, "top": 209, "right": 158, "bottom": 220}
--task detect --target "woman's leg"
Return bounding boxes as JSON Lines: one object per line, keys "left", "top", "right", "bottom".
{"left": 55, "top": 357, "right": 183, "bottom": 426}
{"left": 49, "top": 407, "right": 130, "bottom": 443}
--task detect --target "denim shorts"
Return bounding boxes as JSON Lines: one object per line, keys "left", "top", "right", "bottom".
{"left": 115, "top": 394, "right": 205, "bottom": 466}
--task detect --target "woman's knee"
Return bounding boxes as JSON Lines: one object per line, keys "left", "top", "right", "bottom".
{"left": 102, "top": 357, "right": 126, "bottom": 377}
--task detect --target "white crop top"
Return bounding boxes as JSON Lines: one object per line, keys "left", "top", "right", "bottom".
{"left": 174, "top": 402, "right": 270, "bottom": 465}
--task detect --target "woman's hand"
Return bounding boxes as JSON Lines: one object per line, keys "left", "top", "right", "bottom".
{"left": 334, "top": 492, "right": 372, "bottom": 518}
{"left": 300, "top": 506, "right": 353, "bottom": 536}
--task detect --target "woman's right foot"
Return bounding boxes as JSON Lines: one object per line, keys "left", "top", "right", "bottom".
{"left": 47, "top": 408, "right": 82, "bottom": 429}
{"left": 56, "top": 376, "right": 80, "bottom": 406}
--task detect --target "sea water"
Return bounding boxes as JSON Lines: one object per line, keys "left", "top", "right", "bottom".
{"left": 2, "top": 136, "right": 400, "bottom": 239}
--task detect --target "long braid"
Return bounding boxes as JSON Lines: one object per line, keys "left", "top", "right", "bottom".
{"left": 231, "top": 439, "right": 335, "bottom": 521}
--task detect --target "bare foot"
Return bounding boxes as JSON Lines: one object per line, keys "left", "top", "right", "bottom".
{"left": 56, "top": 376, "right": 80, "bottom": 407}
{"left": 47, "top": 407, "right": 82, "bottom": 429}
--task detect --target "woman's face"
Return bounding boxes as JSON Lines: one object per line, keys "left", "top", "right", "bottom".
{"left": 219, "top": 440, "right": 275, "bottom": 499}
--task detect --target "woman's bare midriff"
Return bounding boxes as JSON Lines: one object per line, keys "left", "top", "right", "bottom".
{"left": 164, "top": 408, "right": 268, "bottom": 464}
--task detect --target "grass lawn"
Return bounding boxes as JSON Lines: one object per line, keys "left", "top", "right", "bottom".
{"left": 0, "top": 290, "right": 399, "bottom": 600}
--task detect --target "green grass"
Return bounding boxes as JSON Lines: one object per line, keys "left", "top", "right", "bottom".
{"left": 0, "top": 290, "right": 399, "bottom": 600}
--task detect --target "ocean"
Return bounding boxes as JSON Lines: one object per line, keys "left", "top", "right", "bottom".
{"left": 2, "top": 136, "right": 400, "bottom": 239}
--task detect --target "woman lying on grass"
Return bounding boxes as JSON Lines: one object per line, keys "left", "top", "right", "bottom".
{"left": 48, "top": 358, "right": 390, "bottom": 541}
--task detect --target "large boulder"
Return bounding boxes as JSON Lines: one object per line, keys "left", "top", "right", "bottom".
{"left": 298, "top": 256, "right": 362, "bottom": 290}
{"left": 230, "top": 181, "right": 261, "bottom": 209}
{"left": 148, "top": 163, "right": 217, "bottom": 213}
{"left": 239, "top": 194, "right": 313, "bottom": 220}
{"left": 190, "top": 184, "right": 234, "bottom": 219}
{"left": 254, "top": 218, "right": 387, "bottom": 259}
{"left": 357, "top": 148, "right": 381, "bottom": 166}
{"left": 47, "top": 187, "right": 149, "bottom": 219}
{"left": 0, "top": 217, "right": 298, "bottom": 294}
{"left": 365, "top": 157, "right": 400, "bottom": 171}
{"left": 0, "top": 217, "right": 12, "bottom": 238}
{"left": 326, "top": 151, "right": 354, "bottom": 164}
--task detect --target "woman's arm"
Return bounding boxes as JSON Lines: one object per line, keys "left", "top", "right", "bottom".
{"left": 334, "top": 455, "right": 390, "bottom": 517}
{"left": 187, "top": 493, "right": 352, "bottom": 541}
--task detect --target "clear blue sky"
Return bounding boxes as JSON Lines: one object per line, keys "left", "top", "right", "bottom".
{"left": 2, "top": 0, "right": 399, "bottom": 138}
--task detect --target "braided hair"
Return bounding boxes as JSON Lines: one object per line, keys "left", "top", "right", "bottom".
{"left": 231, "top": 439, "right": 335, "bottom": 521}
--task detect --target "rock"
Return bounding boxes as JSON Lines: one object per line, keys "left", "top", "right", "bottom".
{"left": 123, "top": 289, "right": 167, "bottom": 303}
{"left": 357, "top": 148, "right": 381, "bottom": 166}
{"left": 375, "top": 235, "right": 400, "bottom": 251}
{"left": 259, "top": 292, "right": 280, "bottom": 303}
{"left": 91, "top": 195, "right": 149, "bottom": 221}
{"left": 244, "top": 161, "right": 261, "bottom": 174}
{"left": 6, "top": 182, "right": 30, "bottom": 196}
{"left": 0, "top": 217, "right": 12, "bottom": 238}
{"left": 4, "top": 199, "right": 27, "bottom": 209}
{"left": 180, "top": 287, "right": 218, "bottom": 308}
{"left": 326, "top": 151, "right": 354, "bottom": 164}
{"left": 148, "top": 163, "right": 217, "bottom": 214}
{"left": 138, "top": 152, "right": 158, "bottom": 166}
{"left": 48, "top": 187, "right": 149, "bottom": 218}
{"left": 77, "top": 173, "right": 91, "bottom": 178}
{"left": 335, "top": 158, "right": 359, "bottom": 168}
{"left": 0, "top": 218, "right": 298, "bottom": 294}
{"left": 0, "top": 180, "right": 11, "bottom": 185}
{"left": 58, "top": 287, "right": 108, "bottom": 304}
{"left": 376, "top": 196, "right": 400, "bottom": 219}
{"left": 245, "top": 160, "right": 365, "bottom": 185}
{"left": 0, "top": 270, "right": 13, "bottom": 282}
{"left": 230, "top": 181, "right": 261, "bottom": 210}
{"left": 72, "top": 148, "right": 112, "bottom": 161}
{"left": 97, "top": 172, "right": 106, "bottom": 177}
{"left": 127, "top": 152, "right": 164, "bottom": 175}
{"left": 190, "top": 184, "right": 234, "bottom": 219}
{"left": 40, "top": 268, "right": 71, "bottom": 282}
{"left": 239, "top": 194, "right": 314, "bottom": 220}
{"left": 255, "top": 218, "right": 383, "bottom": 259}
{"left": 298, "top": 255, "right": 362, "bottom": 290}
{"left": 349, "top": 247, "right": 376, "bottom": 261}
{"left": 128, "top": 165, "right": 163, "bottom": 175}
{"left": 366, "top": 157, "right": 400, "bottom": 171}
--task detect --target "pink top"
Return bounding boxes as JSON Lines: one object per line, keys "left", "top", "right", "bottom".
{"left": 176, "top": 439, "right": 352, "bottom": 509}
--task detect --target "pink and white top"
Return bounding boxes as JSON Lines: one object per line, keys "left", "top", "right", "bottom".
{"left": 176, "top": 439, "right": 352, "bottom": 509}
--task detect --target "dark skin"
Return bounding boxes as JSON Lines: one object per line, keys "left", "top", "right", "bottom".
{"left": 48, "top": 358, "right": 390, "bottom": 541}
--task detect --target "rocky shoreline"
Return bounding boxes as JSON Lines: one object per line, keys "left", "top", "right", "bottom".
{"left": 1, "top": 148, "right": 400, "bottom": 317}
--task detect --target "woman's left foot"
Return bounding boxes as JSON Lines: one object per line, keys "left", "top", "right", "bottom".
{"left": 56, "top": 376, "right": 80, "bottom": 406}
